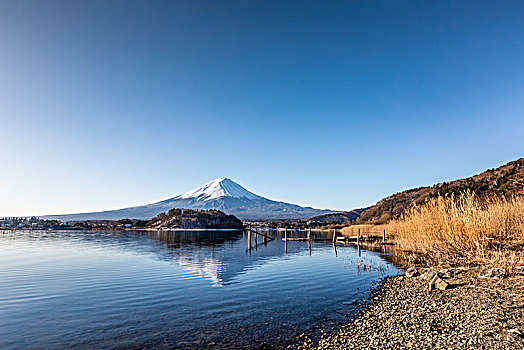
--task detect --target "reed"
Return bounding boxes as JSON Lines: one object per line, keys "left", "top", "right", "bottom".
{"left": 385, "top": 191, "right": 524, "bottom": 268}
{"left": 341, "top": 224, "right": 379, "bottom": 236}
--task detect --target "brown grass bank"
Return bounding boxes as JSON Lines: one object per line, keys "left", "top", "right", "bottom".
{"left": 340, "top": 224, "right": 382, "bottom": 236}
{"left": 384, "top": 192, "right": 524, "bottom": 269}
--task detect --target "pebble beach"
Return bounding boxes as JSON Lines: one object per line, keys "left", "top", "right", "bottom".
{"left": 299, "top": 267, "right": 524, "bottom": 350}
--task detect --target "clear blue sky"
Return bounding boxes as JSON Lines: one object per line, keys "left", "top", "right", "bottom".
{"left": 1, "top": 0, "right": 523, "bottom": 216}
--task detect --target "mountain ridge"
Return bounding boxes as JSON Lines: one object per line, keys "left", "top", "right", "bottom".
{"left": 308, "top": 207, "right": 369, "bottom": 224}
{"left": 357, "top": 158, "right": 524, "bottom": 223}
{"left": 43, "top": 178, "right": 337, "bottom": 221}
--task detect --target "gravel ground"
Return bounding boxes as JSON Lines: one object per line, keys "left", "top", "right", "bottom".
{"left": 298, "top": 267, "right": 524, "bottom": 350}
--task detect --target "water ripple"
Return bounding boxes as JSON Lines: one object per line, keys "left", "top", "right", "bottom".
{"left": 0, "top": 230, "right": 397, "bottom": 349}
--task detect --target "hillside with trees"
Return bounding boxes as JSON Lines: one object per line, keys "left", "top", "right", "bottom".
{"left": 146, "top": 208, "right": 244, "bottom": 230}
{"left": 358, "top": 158, "right": 524, "bottom": 224}
{"left": 307, "top": 207, "right": 368, "bottom": 224}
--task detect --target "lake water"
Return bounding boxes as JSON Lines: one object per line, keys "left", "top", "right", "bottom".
{"left": 0, "top": 230, "right": 398, "bottom": 349}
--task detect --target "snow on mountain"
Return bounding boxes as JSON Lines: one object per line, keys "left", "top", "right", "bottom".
{"left": 176, "top": 178, "right": 261, "bottom": 201}
{"left": 43, "top": 178, "right": 337, "bottom": 221}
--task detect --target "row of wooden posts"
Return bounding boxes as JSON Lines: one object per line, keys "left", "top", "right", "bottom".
{"left": 246, "top": 226, "right": 274, "bottom": 253}
{"left": 247, "top": 226, "right": 387, "bottom": 255}
{"left": 342, "top": 228, "right": 387, "bottom": 245}
{"left": 281, "top": 227, "right": 386, "bottom": 244}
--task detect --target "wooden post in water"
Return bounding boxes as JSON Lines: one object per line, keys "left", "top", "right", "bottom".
{"left": 357, "top": 228, "right": 361, "bottom": 256}
{"left": 254, "top": 229, "right": 258, "bottom": 251}
{"left": 263, "top": 228, "right": 267, "bottom": 244}
{"left": 383, "top": 229, "right": 386, "bottom": 244}
{"left": 248, "top": 229, "right": 252, "bottom": 252}
{"left": 284, "top": 228, "right": 288, "bottom": 254}
{"left": 332, "top": 229, "right": 336, "bottom": 244}
{"left": 308, "top": 227, "right": 312, "bottom": 255}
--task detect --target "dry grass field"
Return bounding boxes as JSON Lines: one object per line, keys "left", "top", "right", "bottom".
{"left": 384, "top": 192, "right": 524, "bottom": 269}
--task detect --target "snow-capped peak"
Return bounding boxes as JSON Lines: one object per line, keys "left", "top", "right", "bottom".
{"left": 176, "top": 178, "right": 261, "bottom": 201}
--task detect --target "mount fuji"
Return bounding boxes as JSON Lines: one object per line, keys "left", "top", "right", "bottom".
{"left": 43, "top": 178, "right": 337, "bottom": 221}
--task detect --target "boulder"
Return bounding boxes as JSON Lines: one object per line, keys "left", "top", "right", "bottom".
{"left": 423, "top": 271, "right": 438, "bottom": 280}
{"left": 429, "top": 275, "right": 450, "bottom": 290}
{"left": 438, "top": 269, "right": 453, "bottom": 279}
{"left": 406, "top": 267, "right": 420, "bottom": 277}
{"left": 423, "top": 269, "right": 453, "bottom": 280}
{"left": 478, "top": 267, "right": 506, "bottom": 279}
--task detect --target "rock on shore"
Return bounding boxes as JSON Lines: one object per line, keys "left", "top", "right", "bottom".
{"left": 301, "top": 267, "right": 524, "bottom": 349}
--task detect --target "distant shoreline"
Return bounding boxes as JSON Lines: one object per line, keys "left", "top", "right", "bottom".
{"left": 144, "top": 228, "right": 244, "bottom": 232}
{"left": 0, "top": 227, "right": 245, "bottom": 232}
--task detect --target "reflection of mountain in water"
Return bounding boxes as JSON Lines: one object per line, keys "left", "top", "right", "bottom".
{"left": 146, "top": 230, "right": 331, "bottom": 286}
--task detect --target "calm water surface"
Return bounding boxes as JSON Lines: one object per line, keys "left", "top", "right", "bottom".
{"left": 0, "top": 230, "right": 398, "bottom": 349}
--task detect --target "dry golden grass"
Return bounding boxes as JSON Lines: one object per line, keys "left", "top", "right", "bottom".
{"left": 385, "top": 192, "right": 524, "bottom": 269}
{"left": 341, "top": 224, "right": 384, "bottom": 236}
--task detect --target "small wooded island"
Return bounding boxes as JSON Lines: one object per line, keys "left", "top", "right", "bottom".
{"left": 147, "top": 208, "right": 244, "bottom": 230}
